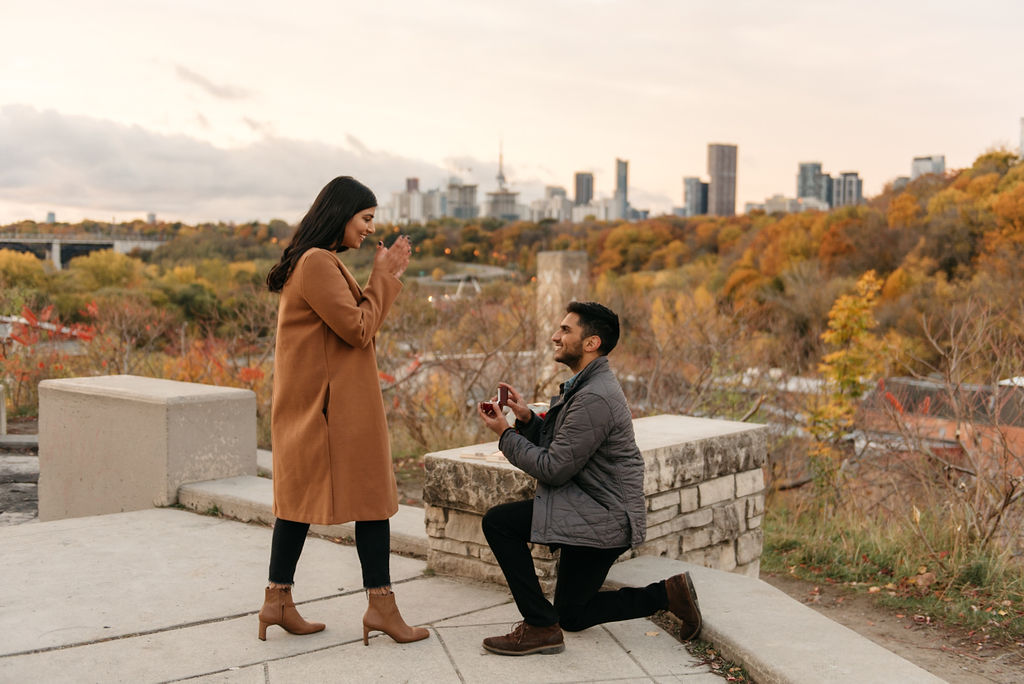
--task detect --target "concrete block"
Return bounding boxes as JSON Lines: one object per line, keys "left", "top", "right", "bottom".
{"left": 736, "top": 467, "right": 765, "bottom": 497}
{"left": 699, "top": 474, "right": 734, "bottom": 506}
{"left": 38, "top": 375, "right": 256, "bottom": 521}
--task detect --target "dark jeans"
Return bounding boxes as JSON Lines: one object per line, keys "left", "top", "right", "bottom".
{"left": 481, "top": 499, "right": 668, "bottom": 631}
{"left": 269, "top": 518, "right": 391, "bottom": 589}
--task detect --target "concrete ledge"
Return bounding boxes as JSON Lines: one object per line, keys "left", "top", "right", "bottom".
{"left": 0, "top": 434, "right": 37, "bottom": 450}
{"left": 178, "top": 476, "right": 428, "bottom": 557}
{"left": 605, "top": 555, "right": 944, "bottom": 684}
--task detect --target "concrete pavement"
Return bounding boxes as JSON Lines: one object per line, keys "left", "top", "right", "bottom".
{"left": 0, "top": 508, "right": 721, "bottom": 683}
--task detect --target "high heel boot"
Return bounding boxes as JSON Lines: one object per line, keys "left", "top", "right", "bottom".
{"left": 258, "top": 586, "right": 325, "bottom": 640}
{"left": 361, "top": 589, "right": 429, "bottom": 645}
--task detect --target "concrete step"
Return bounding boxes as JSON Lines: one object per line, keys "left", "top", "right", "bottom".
{"left": 0, "top": 434, "right": 38, "bottom": 451}
{"left": 607, "top": 556, "right": 943, "bottom": 684}
{"left": 178, "top": 475, "right": 429, "bottom": 557}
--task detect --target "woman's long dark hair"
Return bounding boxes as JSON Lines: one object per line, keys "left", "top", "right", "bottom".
{"left": 266, "top": 176, "right": 377, "bottom": 292}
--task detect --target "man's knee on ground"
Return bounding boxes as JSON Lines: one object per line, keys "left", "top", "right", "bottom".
{"left": 557, "top": 605, "right": 589, "bottom": 632}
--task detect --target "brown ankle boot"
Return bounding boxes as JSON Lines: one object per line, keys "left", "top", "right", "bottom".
{"left": 482, "top": 621, "right": 565, "bottom": 656}
{"left": 258, "top": 586, "right": 325, "bottom": 641}
{"left": 362, "top": 590, "right": 429, "bottom": 645}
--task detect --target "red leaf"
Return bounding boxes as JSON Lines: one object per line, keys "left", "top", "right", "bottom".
{"left": 21, "top": 306, "right": 38, "bottom": 326}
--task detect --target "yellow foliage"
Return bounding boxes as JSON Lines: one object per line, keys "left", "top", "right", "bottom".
{"left": 67, "top": 250, "right": 145, "bottom": 291}
{"left": 966, "top": 172, "right": 1000, "bottom": 199}
{"left": 0, "top": 249, "right": 46, "bottom": 287}
{"left": 887, "top": 192, "right": 922, "bottom": 229}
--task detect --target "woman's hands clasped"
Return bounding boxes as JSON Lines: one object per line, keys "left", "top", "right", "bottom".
{"left": 375, "top": 235, "right": 412, "bottom": 278}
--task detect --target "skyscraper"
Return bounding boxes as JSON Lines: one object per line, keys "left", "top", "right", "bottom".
{"left": 797, "top": 162, "right": 833, "bottom": 208}
{"left": 614, "top": 158, "right": 629, "bottom": 219}
{"left": 707, "top": 144, "right": 737, "bottom": 216}
{"left": 833, "top": 172, "right": 863, "bottom": 207}
{"left": 911, "top": 155, "right": 945, "bottom": 180}
{"left": 683, "top": 177, "right": 708, "bottom": 216}
{"left": 574, "top": 172, "right": 594, "bottom": 206}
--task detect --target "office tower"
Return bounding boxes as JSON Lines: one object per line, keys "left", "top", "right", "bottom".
{"left": 833, "top": 172, "right": 863, "bottom": 207}
{"left": 707, "top": 144, "right": 737, "bottom": 216}
{"left": 683, "top": 177, "right": 708, "bottom": 216}
{"left": 614, "top": 158, "right": 629, "bottom": 219}
{"left": 574, "top": 172, "right": 594, "bottom": 206}
{"left": 911, "top": 155, "right": 945, "bottom": 180}
{"left": 406, "top": 178, "right": 420, "bottom": 192}
{"left": 46, "top": 211, "right": 56, "bottom": 224}
{"left": 797, "top": 162, "right": 823, "bottom": 199}
{"left": 445, "top": 179, "right": 478, "bottom": 219}
{"left": 797, "top": 162, "right": 834, "bottom": 208}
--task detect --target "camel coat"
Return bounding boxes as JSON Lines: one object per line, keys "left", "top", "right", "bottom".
{"left": 270, "top": 248, "right": 402, "bottom": 525}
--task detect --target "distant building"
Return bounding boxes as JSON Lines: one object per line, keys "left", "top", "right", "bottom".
{"left": 574, "top": 172, "right": 594, "bottom": 206}
{"left": 147, "top": 213, "right": 156, "bottom": 224}
{"left": 483, "top": 146, "right": 520, "bottom": 221}
{"left": 529, "top": 186, "right": 572, "bottom": 222}
{"left": 765, "top": 194, "right": 801, "bottom": 214}
{"left": 892, "top": 176, "right": 911, "bottom": 192}
{"left": 832, "top": 171, "right": 863, "bottom": 207}
{"left": 614, "top": 158, "right": 629, "bottom": 219}
{"left": 708, "top": 143, "right": 737, "bottom": 216}
{"left": 683, "top": 177, "right": 708, "bottom": 216}
{"left": 46, "top": 211, "right": 55, "bottom": 224}
{"left": 445, "top": 179, "right": 478, "bottom": 220}
{"left": 796, "top": 162, "right": 835, "bottom": 208}
{"left": 571, "top": 197, "right": 619, "bottom": 222}
{"left": 911, "top": 155, "right": 945, "bottom": 180}
{"left": 798, "top": 196, "right": 830, "bottom": 212}
{"left": 406, "top": 177, "right": 420, "bottom": 192}
{"left": 744, "top": 202, "right": 765, "bottom": 213}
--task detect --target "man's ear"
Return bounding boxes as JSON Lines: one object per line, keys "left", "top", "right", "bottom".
{"left": 584, "top": 336, "right": 600, "bottom": 352}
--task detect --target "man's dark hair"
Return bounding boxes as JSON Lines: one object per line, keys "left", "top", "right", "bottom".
{"left": 567, "top": 301, "right": 620, "bottom": 355}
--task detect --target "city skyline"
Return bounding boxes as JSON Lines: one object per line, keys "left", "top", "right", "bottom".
{"left": 1, "top": 1, "right": 1023, "bottom": 224}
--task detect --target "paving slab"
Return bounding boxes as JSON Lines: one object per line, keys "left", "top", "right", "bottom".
{"left": 0, "top": 508, "right": 424, "bottom": 655}
{"left": 606, "top": 556, "right": 945, "bottom": 684}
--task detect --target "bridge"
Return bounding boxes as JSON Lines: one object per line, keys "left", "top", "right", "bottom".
{"left": 0, "top": 233, "right": 166, "bottom": 270}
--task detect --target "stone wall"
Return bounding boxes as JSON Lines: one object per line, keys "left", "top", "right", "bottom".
{"left": 423, "top": 414, "right": 767, "bottom": 591}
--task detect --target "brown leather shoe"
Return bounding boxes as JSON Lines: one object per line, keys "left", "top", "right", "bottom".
{"left": 482, "top": 621, "right": 565, "bottom": 656}
{"left": 665, "top": 572, "right": 702, "bottom": 640}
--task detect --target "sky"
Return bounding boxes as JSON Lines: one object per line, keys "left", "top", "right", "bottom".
{"left": 1, "top": 0, "right": 1023, "bottom": 225}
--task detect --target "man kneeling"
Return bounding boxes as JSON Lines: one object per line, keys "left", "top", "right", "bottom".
{"left": 476, "top": 301, "right": 702, "bottom": 656}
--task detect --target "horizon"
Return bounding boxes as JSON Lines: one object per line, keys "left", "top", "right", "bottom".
{"left": 2, "top": 1, "right": 1023, "bottom": 225}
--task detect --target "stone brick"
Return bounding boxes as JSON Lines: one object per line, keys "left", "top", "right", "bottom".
{"left": 636, "top": 537, "right": 676, "bottom": 559}
{"left": 736, "top": 529, "right": 764, "bottom": 566}
{"left": 746, "top": 494, "right": 765, "bottom": 517}
{"left": 681, "top": 527, "right": 714, "bottom": 553}
{"left": 443, "top": 509, "right": 487, "bottom": 545}
{"left": 432, "top": 538, "right": 479, "bottom": 558}
{"left": 428, "top": 551, "right": 506, "bottom": 585}
{"left": 711, "top": 503, "right": 742, "bottom": 544}
{"left": 736, "top": 468, "right": 765, "bottom": 497}
{"left": 646, "top": 506, "right": 680, "bottom": 527}
{"left": 679, "top": 486, "right": 699, "bottom": 513}
{"left": 735, "top": 559, "right": 761, "bottom": 578}
{"left": 747, "top": 514, "right": 763, "bottom": 529}
{"left": 682, "top": 541, "right": 736, "bottom": 572}
{"left": 648, "top": 490, "right": 680, "bottom": 511}
{"left": 698, "top": 475, "right": 734, "bottom": 506}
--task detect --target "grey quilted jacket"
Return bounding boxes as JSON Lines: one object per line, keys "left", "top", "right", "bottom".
{"left": 498, "top": 356, "right": 647, "bottom": 549}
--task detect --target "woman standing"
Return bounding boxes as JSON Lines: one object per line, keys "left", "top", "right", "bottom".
{"left": 258, "top": 176, "right": 427, "bottom": 646}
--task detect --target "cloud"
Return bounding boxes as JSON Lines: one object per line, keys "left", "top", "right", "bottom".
{"left": 174, "top": 64, "right": 250, "bottom": 100}
{"left": 0, "top": 105, "right": 453, "bottom": 222}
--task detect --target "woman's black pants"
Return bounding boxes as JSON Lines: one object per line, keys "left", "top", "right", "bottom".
{"left": 268, "top": 517, "right": 391, "bottom": 589}
{"left": 481, "top": 499, "right": 668, "bottom": 630}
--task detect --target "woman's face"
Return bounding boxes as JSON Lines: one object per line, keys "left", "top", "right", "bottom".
{"left": 339, "top": 207, "right": 377, "bottom": 249}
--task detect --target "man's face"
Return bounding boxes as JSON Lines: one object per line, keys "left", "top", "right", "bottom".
{"left": 551, "top": 313, "right": 588, "bottom": 369}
